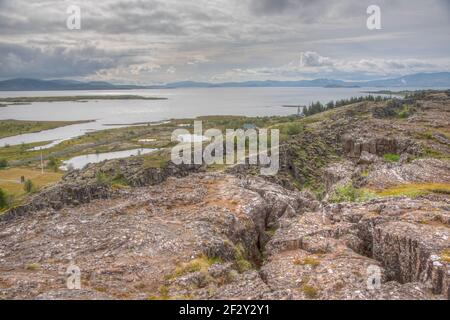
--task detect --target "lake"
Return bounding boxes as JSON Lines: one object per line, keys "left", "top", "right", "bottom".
{"left": 60, "top": 148, "right": 157, "bottom": 170}
{"left": 0, "top": 87, "right": 409, "bottom": 147}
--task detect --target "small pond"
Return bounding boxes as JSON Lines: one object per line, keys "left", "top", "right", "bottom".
{"left": 60, "top": 148, "right": 157, "bottom": 170}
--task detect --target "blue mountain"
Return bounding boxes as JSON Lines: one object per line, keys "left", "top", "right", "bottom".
{"left": 0, "top": 72, "right": 449, "bottom": 91}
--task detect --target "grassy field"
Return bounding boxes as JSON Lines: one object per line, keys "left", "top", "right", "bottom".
{"left": 0, "top": 115, "right": 292, "bottom": 168}
{"left": 0, "top": 167, "right": 62, "bottom": 203}
{"left": 375, "top": 183, "right": 450, "bottom": 198}
{"left": 0, "top": 119, "right": 93, "bottom": 139}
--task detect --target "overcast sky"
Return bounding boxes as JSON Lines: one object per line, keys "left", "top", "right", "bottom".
{"left": 0, "top": 0, "right": 449, "bottom": 83}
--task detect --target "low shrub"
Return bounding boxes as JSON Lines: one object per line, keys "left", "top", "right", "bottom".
{"left": 330, "top": 183, "right": 377, "bottom": 203}
{"left": 0, "top": 188, "right": 8, "bottom": 209}
{"left": 23, "top": 179, "right": 35, "bottom": 193}
{"left": 0, "top": 158, "right": 8, "bottom": 169}
{"left": 383, "top": 153, "right": 400, "bottom": 162}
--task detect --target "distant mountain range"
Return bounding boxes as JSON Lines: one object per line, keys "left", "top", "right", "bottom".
{"left": 0, "top": 78, "right": 147, "bottom": 91}
{"left": 1, "top": 72, "right": 449, "bottom": 91}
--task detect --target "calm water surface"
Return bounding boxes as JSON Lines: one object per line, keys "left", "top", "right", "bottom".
{"left": 0, "top": 87, "right": 410, "bottom": 147}
{"left": 60, "top": 148, "right": 157, "bottom": 170}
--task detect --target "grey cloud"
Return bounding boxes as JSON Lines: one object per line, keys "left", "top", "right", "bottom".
{"left": 248, "top": 0, "right": 324, "bottom": 15}
{"left": 0, "top": 0, "right": 449, "bottom": 82}
{"left": 249, "top": 0, "right": 293, "bottom": 14}
{"left": 86, "top": 12, "right": 185, "bottom": 35}
{"left": 247, "top": 0, "right": 351, "bottom": 21}
{"left": 301, "top": 51, "right": 333, "bottom": 67}
{"left": 211, "top": 51, "right": 450, "bottom": 82}
{"left": 0, "top": 43, "right": 117, "bottom": 79}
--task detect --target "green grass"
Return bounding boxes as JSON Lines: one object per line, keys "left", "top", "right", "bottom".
{"left": 143, "top": 151, "right": 171, "bottom": 169}
{"left": 417, "top": 131, "right": 434, "bottom": 140}
{"left": 423, "top": 147, "right": 449, "bottom": 160}
{"left": 25, "top": 263, "right": 41, "bottom": 271}
{"left": 0, "top": 113, "right": 298, "bottom": 171}
{"left": 148, "top": 285, "right": 170, "bottom": 300}
{"left": 383, "top": 153, "right": 400, "bottom": 162}
{"left": 0, "top": 122, "right": 174, "bottom": 167}
{"left": 0, "top": 140, "right": 56, "bottom": 163}
{"left": 95, "top": 171, "right": 130, "bottom": 187}
{"left": 170, "top": 255, "right": 223, "bottom": 279}
{"left": 266, "top": 226, "right": 277, "bottom": 237}
{"left": 361, "top": 169, "right": 370, "bottom": 177}
{"left": 0, "top": 167, "right": 62, "bottom": 209}
{"left": 0, "top": 119, "right": 93, "bottom": 139}
{"left": 301, "top": 284, "right": 319, "bottom": 299}
{"left": 234, "top": 244, "right": 253, "bottom": 273}
{"left": 329, "top": 183, "right": 377, "bottom": 203}
{"left": 375, "top": 183, "right": 450, "bottom": 198}
{"left": 293, "top": 257, "right": 321, "bottom": 268}
{"left": 441, "top": 249, "right": 450, "bottom": 263}
{"left": 279, "top": 123, "right": 304, "bottom": 136}
{"left": 396, "top": 104, "right": 415, "bottom": 119}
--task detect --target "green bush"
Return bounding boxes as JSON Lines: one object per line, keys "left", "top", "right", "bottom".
{"left": 0, "top": 188, "right": 8, "bottom": 209}
{"left": 398, "top": 110, "right": 409, "bottom": 118}
{"left": 330, "top": 183, "right": 377, "bottom": 203}
{"left": 383, "top": 153, "right": 400, "bottom": 162}
{"left": 23, "top": 179, "right": 35, "bottom": 193}
{"left": 0, "top": 158, "right": 8, "bottom": 169}
{"left": 112, "top": 173, "right": 129, "bottom": 187}
{"left": 283, "top": 123, "right": 303, "bottom": 136}
{"left": 397, "top": 104, "right": 416, "bottom": 119}
{"left": 96, "top": 171, "right": 129, "bottom": 187}
{"left": 47, "top": 157, "right": 60, "bottom": 172}
{"left": 95, "top": 172, "right": 112, "bottom": 186}
{"left": 234, "top": 244, "right": 252, "bottom": 273}
{"left": 330, "top": 184, "right": 359, "bottom": 202}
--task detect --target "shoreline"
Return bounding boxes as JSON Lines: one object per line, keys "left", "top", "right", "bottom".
{"left": 0, "top": 94, "right": 167, "bottom": 106}
{"left": 0, "top": 119, "right": 96, "bottom": 140}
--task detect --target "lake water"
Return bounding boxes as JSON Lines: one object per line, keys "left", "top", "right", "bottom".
{"left": 60, "top": 148, "right": 157, "bottom": 170}
{"left": 0, "top": 87, "right": 414, "bottom": 147}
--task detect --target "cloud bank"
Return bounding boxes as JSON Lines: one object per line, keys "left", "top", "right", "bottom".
{"left": 0, "top": 0, "right": 449, "bottom": 83}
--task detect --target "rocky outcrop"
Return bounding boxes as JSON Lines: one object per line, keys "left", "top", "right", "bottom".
{"left": 1, "top": 172, "right": 447, "bottom": 300}
{"left": 1, "top": 159, "right": 203, "bottom": 222}
{"left": 365, "top": 158, "right": 450, "bottom": 189}
{"left": 263, "top": 196, "right": 449, "bottom": 299}
{"left": 260, "top": 245, "right": 436, "bottom": 300}
{"left": 342, "top": 135, "right": 421, "bottom": 160}
{"left": 0, "top": 173, "right": 316, "bottom": 300}
{"left": 373, "top": 221, "right": 449, "bottom": 297}
{"left": 323, "top": 161, "right": 354, "bottom": 192}
{"left": 0, "top": 182, "right": 111, "bottom": 223}
{"left": 322, "top": 157, "right": 450, "bottom": 193}
{"left": 63, "top": 157, "right": 203, "bottom": 187}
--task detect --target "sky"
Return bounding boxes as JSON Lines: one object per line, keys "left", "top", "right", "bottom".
{"left": 0, "top": 0, "right": 449, "bottom": 84}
